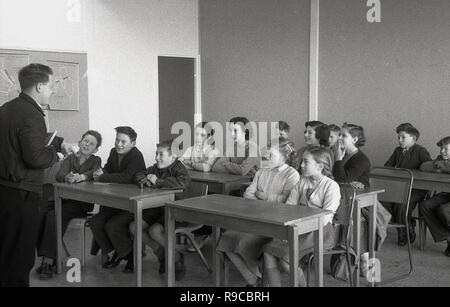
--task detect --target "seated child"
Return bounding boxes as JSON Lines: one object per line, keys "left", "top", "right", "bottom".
{"left": 333, "top": 123, "right": 391, "bottom": 276}
{"left": 180, "top": 121, "right": 219, "bottom": 172}
{"left": 384, "top": 123, "right": 432, "bottom": 246}
{"left": 298, "top": 121, "right": 335, "bottom": 166}
{"left": 89, "top": 126, "right": 146, "bottom": 273}
{"left": 263, "top": 146, "right": 340, "bottom": 287}
{"left": 275, "top": 121, "right": 290, "bottom": 139}
{"left": 36, "top": 130, "right": 102, "bottom": 280}
{"left": 419, "top": 136, "right": 450, "bottom": 257}
{"left": 130, "top": 139, "right": 191, "bottom": 280}
{"left": 216, "top": 137, "right": 300, "bottom": 286}
{"left": 212, "top": 116, "right": 261, "bottom": 178}
{"left": 328, "top": 124, "right": 341, "bottom": 154}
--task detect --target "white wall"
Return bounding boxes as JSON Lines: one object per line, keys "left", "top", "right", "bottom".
{"left": 0, "top": 0, "right": 199, "bottom": 166}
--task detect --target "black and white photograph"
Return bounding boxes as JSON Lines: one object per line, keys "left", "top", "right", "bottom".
{"left": 0, "top": 0, "right": 449, "bottom": 291}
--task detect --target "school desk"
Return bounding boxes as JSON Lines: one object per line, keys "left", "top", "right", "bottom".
{"left": 53, "top": 182, "right": 182, "bottom": 287}
{"left": 165, "top": 194, "right": 332, "bottom": 287}
{"left": 352, "top": 188, "right": 385, "bottom": 287}
{"left": 188, "top": 170, "right": 252, "bottom": 194}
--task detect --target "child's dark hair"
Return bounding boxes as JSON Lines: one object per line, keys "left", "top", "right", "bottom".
{"left": 157, "top": 139, "right": 174, "bottom": 155}
{"left": 305, "top": 121, "right": 330, "bottom": 147}
{"left": 230, "top": 116, "right": 251, "bottom": 140}
{"left": 196, "top": 121, "right": 215, "bottom": 137}
{"left": 278, "top": 121, "right": 290, "bottom": 133}
{"left": 81, "top": 130, "right": 102, "bottom": 148}
{"left": 115, "top": 126, "right": 137, "bottom": 142}
{"left": 328, "top": 124, "right": 341, "bottom": 134}
{"left": 343, "top": 123, "right": 366, "bottom": 147}
{"left": 305, "top": 121, "right": 325, "bottom": 129}
{"left": 304, "top": 146, "right": 334, "bottom": 178}
{"left": 19, "top": 63, "right": 53, "bottom": 92}
{"left": 269, "top": 137, "right": 298, "bottom": 168}
{"left": 437, "top": 136, "right": 450, "bottom": 147}
{"left": 396, "top": 123, "right": 420, "bottom": 141}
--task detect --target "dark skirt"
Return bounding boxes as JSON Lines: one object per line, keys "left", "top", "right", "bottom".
{"left": 262, "top": 223, "right": 336, "bottom": 261}
{"left": 216, "top": 230, "right": 272, "bottom": 277}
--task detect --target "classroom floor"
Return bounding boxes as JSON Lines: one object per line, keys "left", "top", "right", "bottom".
{"left": 30, "top": 226, "right": 450, "bottom": 287}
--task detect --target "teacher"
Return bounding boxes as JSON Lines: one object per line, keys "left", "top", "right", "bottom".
{"left": 0, "top": 63, "right": 68, "bottom": 286}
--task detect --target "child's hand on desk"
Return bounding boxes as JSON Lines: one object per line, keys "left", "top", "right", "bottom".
{"left": 93, "top": 169, "right": 104, "bottom": 181}
{"left": 147, "top": 174, "right": 158, "bottom": 185}
{"left": 255, "top": 190, "right": 268, "bottom": 200}
{"left": 65, "top": 172, "right": 76, "bottom": 183}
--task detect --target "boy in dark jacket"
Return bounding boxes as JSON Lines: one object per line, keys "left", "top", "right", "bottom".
{"left": 89, "top": 126, "right": 146, "bottom": 272}
{"left": 419, "top": 136, "right": 450, "bottom": 257}
{"left": 36, "top": 130, "right": 102, "bottom": 280}
{"left": 129, "top": 139, "right": 190, "bottom": 279}
{"left": 384, "top": 123, "right": 432, "bottom": 246}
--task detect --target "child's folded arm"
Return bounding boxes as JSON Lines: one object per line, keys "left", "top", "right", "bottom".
{"left": 420, "top": 161, "right": 437, "bottom": 172}
{"left": 80, "top": 157, "right": 102, "bottom": 181}
{"left": 55, "top": 158, "right": 73, "bottom": 182}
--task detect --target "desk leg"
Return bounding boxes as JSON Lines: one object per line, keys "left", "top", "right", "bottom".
{"left": 55, "top": 188, "right": 63, "bottom": 274}
{"left": 213, "top": 226, "right": 221, "bottom": 286}
{"left": 134, "top": 200, "right": 143, "bottom": 287}
{"left": 166, "top": 207, "right": 175, "bottom": 287}
{"left": 288, "top": 225, "right": 299, "bottom": 287}
{"left": 353, "top": 204, "right": 361, "bottom": 287}
{"left": 368, "top": 197, "right": 377, "bottom": 287}
{"left": 314, "top": 217, "right": 324, "bottom": 287}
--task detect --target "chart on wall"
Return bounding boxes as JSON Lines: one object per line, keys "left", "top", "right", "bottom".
{"left": 47, "top": 60, "right": 80, "bottom": 111}
{"left": 0, "top": 53, "right": 30, "bottom": 106}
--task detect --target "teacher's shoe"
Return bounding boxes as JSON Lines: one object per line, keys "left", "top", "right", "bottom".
{"left": 445, "top": 243, "right": 450, "bottom": 257}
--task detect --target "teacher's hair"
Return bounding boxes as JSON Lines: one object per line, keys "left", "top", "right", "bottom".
{"left": 18, "top": 63, "right": 53, "bottom": 92}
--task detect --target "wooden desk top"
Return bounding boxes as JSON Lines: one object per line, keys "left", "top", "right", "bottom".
{"left": 355, "top": 187, "right": 385, "bottom": 197}
{"left": 371, "top": 168, "right": 450, "bottom": 183}
{"left": 411, "top": 170, "right": 450, "bottom": 183}
{"left": 166, "top": 194, "right": 331, "bottom": 226}
{"left": 53, "top": 182, "right": 182, "bottom": 201}
{"left": 188, "top": 170, "right": 252, "bottom": 184}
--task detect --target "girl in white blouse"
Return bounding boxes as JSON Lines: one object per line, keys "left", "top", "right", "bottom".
{"left": 180, "top": 122, "right": 219, "bottom": 172}
{"left": 263, "top": 146, "right": 340, "bottom": 287}
{"left": 216, "top": 138, "right": 300, "bottom": 286}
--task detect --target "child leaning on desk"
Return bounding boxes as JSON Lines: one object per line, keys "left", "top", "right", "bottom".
{"left": 35, "top": 130, "right": 103, "bottom": 280}
{"left": 179, "top": 121, "right": 219, "bottom": 172}
{"left": 129, "top": 139, "right": 191, "bottom": 280}
{"left": 419, "top": 136, "right": 450, "bottom": 257}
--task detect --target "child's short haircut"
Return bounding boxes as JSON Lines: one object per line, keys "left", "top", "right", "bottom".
{"left": 343, "top": 123, "right": 366, "bottom": 147}
{"left": 305, "top": 121, "right": 326, "bottom": 129}
{"left": 115, "top": 126, "right": 137, "bottom": 142}
{"left": 396, "top": 123, "right": 420, "bottom": 140}
{"left": 230, "top": 116, "right": 251, "bottom": 140}
{"left": 278, "top": 121, "right": 290, "bottom": 133}
{"left": 328, "top": 124, "right": 340, "bottom": 133}
{"left": 437, "top": 136, "right": 450, "bottom": 147}
{"left": 82, "top": 130, "right": 102, "bottom": 148}
{"left": 157, "top": 139, "right": 174, "bottom": 155}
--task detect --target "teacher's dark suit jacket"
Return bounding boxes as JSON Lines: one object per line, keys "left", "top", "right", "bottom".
{"left": 0, "top": 92, "right": 63, "bottom": 194}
